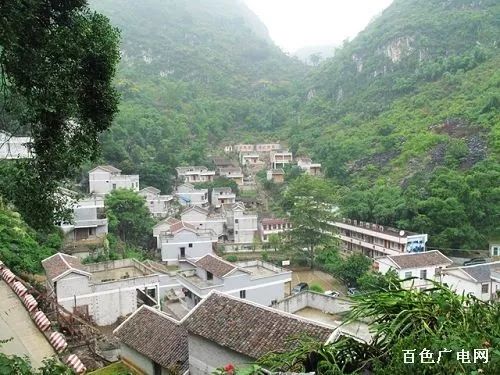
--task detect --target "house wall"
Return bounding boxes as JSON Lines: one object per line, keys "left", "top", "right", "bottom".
{"left": 273, "top": 291, "right": 353, "bottom": 315}
{"left": 121, "top": 344, "right": 154, "bottom": 374}
{"left": 441, "top": 273, "right": 491, "bottom": 301}
{"left": 181, "top": 211, "right": 225, "bottom": 236}
{"left": 56, "top": 270, "right": 160, "bottom": 326}
{"left": 161, "top": 230, "right": 214, "bottom": 263}
{"left": 233, "top": 211, "right": 257, "bottom": 243}
{"left": 188, "top": 334, "right": 253, "bottom": 375}
{"left": 377, "top": 261, "right": 445, "bottom": 289}
{"left": 89, "top": 170, "right": 139, "bottom": 194}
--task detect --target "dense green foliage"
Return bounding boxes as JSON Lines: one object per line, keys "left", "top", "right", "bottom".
{"left": 0, "top": 0, "right": 120, "bottom": 230}
{"left": 89, "top": 0, "right": 306, "bottom": 193}
{"left": 0, "top": 347, "right": 71, "bottom": 375}
{"left": 257, "top": 283, "right": 500, "bottom": 374}
{"left": 0, "top": 201, "right": 61, "bottom": 274}
{"left": 280, "top": 175, "right": 338, "bottom": 269}
{"left": 105, "top": 189, "right": 155, "bottom": 248}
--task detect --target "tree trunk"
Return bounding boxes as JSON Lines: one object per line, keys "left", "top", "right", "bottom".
{"left": 310, "top": 245, "right": 314, "bottom": 270}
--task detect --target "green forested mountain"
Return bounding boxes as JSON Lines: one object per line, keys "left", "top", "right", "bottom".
{"left": 90, "top": 0, "right": 499, "bottom": 248}
{"left": 88, "top": 0, "right": 306, "bottom": 192}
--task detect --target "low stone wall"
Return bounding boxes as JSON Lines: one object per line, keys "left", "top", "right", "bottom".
{"left": 273, "top": 291, "right": 353, "bottom": 315}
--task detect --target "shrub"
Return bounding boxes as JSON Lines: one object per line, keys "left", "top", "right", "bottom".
{"left": 226, "top": 255, "right": 238, "bottom": 262}
{"left": 309, "top": 283, "right": 324, "bottom": 293}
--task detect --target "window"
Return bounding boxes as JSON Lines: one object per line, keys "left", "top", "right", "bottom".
{"left": 404, "top": 271, "right": 412, "bottom": 278}
{"left": 235, "top": 219, "right": 239, "bottom": 224}
{"left": 481, "top": 283, "right": 489, "bottom": 294}
{"left": 188, "top": 243, "right": 193, "bottom": 248}
{"left": 240, "top": 290, "right": 246, "bottom": 299}
{"left": 207, "top": 272, "right": 213, "bottom": 280}
{"left": 112, "top": 183, "right": 117, "bottom": 190}
{"left": 420, "top": 270, "right": 427, "bottom": 279}
{"left": 493, "top": 246, "right": 500, "bottom": 256}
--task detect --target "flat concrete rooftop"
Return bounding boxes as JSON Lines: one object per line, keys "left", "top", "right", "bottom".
{"left": 91, "top": 266, "right": 148, "bottom": 282}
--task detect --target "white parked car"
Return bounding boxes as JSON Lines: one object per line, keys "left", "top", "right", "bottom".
{"left": 324, "top": 290, "right": 341, "bottom": 297}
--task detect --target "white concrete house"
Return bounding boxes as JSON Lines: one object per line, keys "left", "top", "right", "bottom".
{"left": 375, "top": 250, "right": 453, "bottom": 290}
{"left": 59, "top": 193, "right": 108, "bottom": 242}
{"left": 88, "top": 165, "right": 139, "bottom": 195}
{"left": 42, "top": 254, "right": 163, "bottom": 326}
{"left": 490, "top": 241, "right": 500, "bottom": 259}
{"left": 297, "top": 157, "right": 322, "bottom": 176}
{"left": 255, "top": 143, "right": 282, "bottom": 153}
{"left": 334, "top": 218, "right": 428, "bottom": 258}
{"left": 210, "top": 187, "right": 236, "bottom": 206}
{"left": 0, "top": 130, "right": 32, "bottom": 159}
{"left": 441, "top": 262, "right": 500, "bottom": 302}
{"left": 175, "top": 183, "right": 209, "bottom": 207}
{"left": 114, "top": 305, "right": 188, "bottom": 375}
{"left": 230, "top": 202, "right": 257, "bottom": 243}
{"left": 183, "top": 291, "right": 335, "bottom": 375}
{"left": 176, "top": 166, "right": 215, "bottom": 184}
{"left": 139, "top": 186, "right": 174, "bottom": 218}
{"left": 153, "top": 217, "right": 183, "bottom": 249}
{"left": 239, "top": 153, "right": 260, "bottom": 166}
{"left": 233, "top": 144, "right": 254, "bottom": 152}
{"left": 218, "top": 167, "right": 244, "bottom": 186}
{"left": 181, "top": 206, "right": 226, "bottom": 239}
{"left": 157, "top": 221, "right": 217, "bottom": 264}
{"left": 270, "top": 150, "right": 293, "bottom": 169}
{"left": 177, "top": 254, "right": 292, "bottom": 308}
{"left": 259, "top": 218, "right": 292, "bottom": 242}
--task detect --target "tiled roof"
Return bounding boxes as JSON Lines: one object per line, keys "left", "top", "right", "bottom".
{"left": 140, "top": 186, "right": 161, "bottom": 194}
{"left": 219, "top": 167, "right": 242, "bottom": 173}
{"left": 195, "top": 254, "right": 236, "bottom": 278}
{"left": 460, "top": 265, "right": 491, "bottom": 283}
{"left": 169, "top": 221, "right": 198, "bottom": 234}
{"left": 42, "top": 253, "right": 89, "bottom": 282}
{"left": 90, "top": 165, "right": 121, "bottom": 173}
{"left": 385, "top": 250, "right": 452, "bottom": 270}
{"left": 114, "top": 306, "right": 188, "bottom": 373}
{"left": 183, "top": 291, "right": 335, "bottom": 359}
{"left": 270, "top": 169, "right": 285, "bottom": 174}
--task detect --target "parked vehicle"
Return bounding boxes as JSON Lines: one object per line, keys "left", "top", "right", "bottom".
{"left": 291, "top": 282, "right": 308, "bottom": 294}
{"left": 324, "top": 290, "right": 341, "bottom": 297}
{"left": 463, "top": 258, "right": 486, "bottom": 266}
{"left": 347, "top": 287, "right": 359, "bottom": 296}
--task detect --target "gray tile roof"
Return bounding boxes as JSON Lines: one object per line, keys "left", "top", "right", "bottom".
{"left": 183, "top": 291, "right": 335, "bottom": 359}
{"left": 42, "top": 253, "right": 89, "bottom": 282}
{"left": 114, "top": 306, "right": 188, "bottom": 373}
{"left": 386, "top": 250, "right": 452, "bottom": 270}
{"left": 195, "top": 254, "right": 236, "bottom": 278}
{"left": 461, "top": 264, "right": 491, "bottom": 283}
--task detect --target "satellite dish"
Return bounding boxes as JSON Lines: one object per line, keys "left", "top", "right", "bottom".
{"left": 399, "top": 230, "right": 405, "bottom": 236}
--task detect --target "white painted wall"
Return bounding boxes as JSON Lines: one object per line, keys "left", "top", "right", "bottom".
{"left": 161, "top": 230, "right": 214, "bottom": 264}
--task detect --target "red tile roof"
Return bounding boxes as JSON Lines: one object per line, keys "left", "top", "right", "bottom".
{"left": 42, "top": 253, "right": 89, "bottom": 282}
{"left": 195, "top": 254, "right": 236, "bottom": 278}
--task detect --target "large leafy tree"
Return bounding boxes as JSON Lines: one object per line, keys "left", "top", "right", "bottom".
{"left": 281, "top": 175, "right": 338, "bottom": 269}
{"left": 105, "top": 189, "right": 154, "bottom": 248}
{"left": 0, "top": 0, "right": 120, "bottom": 230}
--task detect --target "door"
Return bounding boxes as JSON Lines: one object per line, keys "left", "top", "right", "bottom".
{"left": 180, "top": 247, "right": 186, "bottom": 258}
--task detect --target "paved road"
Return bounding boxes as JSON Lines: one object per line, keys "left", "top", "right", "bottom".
{"left": 0, "top": 279, "right": 55, "bottom": 368}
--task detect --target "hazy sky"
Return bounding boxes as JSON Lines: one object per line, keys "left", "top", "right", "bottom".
{"left": 244, "top": 0, "right": 393, "bottom": 52}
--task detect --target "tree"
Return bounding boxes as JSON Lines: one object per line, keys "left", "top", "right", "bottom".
{"left": 105, "top": 189, "right": 154, "bottom": 248}
{"left": 329, "top": 254, "right": 372, "bottom": 287}
{"left": 268, "top": 233, "right": 281, "bottom": 252}
{"left": 357, "top": 270, "right": 399, "bottom": 292}
{"left": 0, "top": 345, "right": 71, "bottom": 375}
{"left": 281, "top": 175, "right": 338, "bottom": 269}
{"left": 0, "top": 1, "right": 120, "bottom": 230}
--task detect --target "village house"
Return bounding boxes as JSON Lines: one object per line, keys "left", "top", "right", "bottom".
{"left": 58, "top": 192, "right": 108, "bottom": 243}
{"left": 239, "top": 152, "right": 261, "bottom": 166}
{"left": 233, "top": 144, "right": 254, "bottom": 152}
{"left": 181, "top": 206, "right": 226, "bottom": 239}
{"left": 441, "top": 262, "right": 500, "bottom": 302}
{"left": 177, "top": 254, "right": 292, "bottom": 308}
{"left": 218, "top": 167, "right": 244, "bottom": 186}
{"left": 226, "top": 202, "right": 258, "bottom": 243}
{"left": 297, "top": 157, "right": 322, "bottom": 176}
{"left": 255, "top": 143, "right": 282, "bottom": 153}
{"left": 0, "top": 130, "right": 32, "bottom": 159}
{"left": 270, "top": 150, "right": 293, "bottom": 169}
{"left": 223, "top": 145, "right": 233, "bottom": 153}
{"left": 334, "top": 218, "right": 429, "bottom": 258}
{"left": 211, "top": 157, "right": 233, "bottom": 169}
{"left": 113, "top": 305, "right": 188, "bottom": 375}
{"left": 138, "top": 186, "right": 174, "bottom": 218}
{"left": 259, "top": 218, "right": 292, "bottom": 242}
{"left": 42, "top": 253, "right": 171, "bottom": 326}
{"left": 210, "top": 187, "right": 236, "bottom": 206}
{"left": 176, "top": 166, "right": 215, "bottom": 184}
{"left": 266, "top": 168, "right": 285, "bottom": 183}
{"left": 155, "top": 220, "right": 217, "bottom": 264}
{"left": 490, "top": 241, "right": 500, "bottom": 259}
{"left": 182, "top": 291, "right": 336, "bottom": 375}
{"left": 375, "top": 250, "right": 453, "bottom": 290}
{"left": 175, "top": 183, "right": 209, "bottom": 207}
{"left": 88, "top": 165, "right": 139, "bottom": 195}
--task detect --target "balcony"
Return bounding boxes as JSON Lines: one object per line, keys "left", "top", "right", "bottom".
{"left": 337, "top": 234, "right": 402, "bottom": 256}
